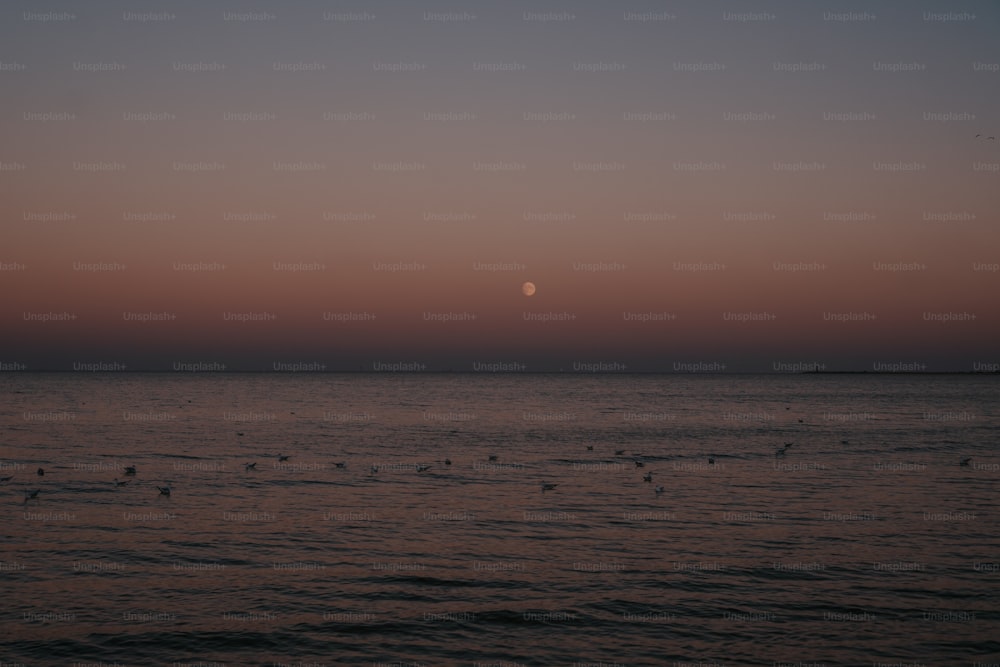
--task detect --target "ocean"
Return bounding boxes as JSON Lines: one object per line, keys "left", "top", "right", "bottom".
{"left": 2, "top": 373, "right": 998, "bottom": 666}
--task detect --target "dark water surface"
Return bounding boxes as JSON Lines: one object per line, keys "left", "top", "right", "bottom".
{"left": 2, "top": 373, "right": 998, "bottom": 666}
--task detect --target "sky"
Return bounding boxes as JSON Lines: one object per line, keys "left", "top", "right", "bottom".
{"left": 1, "top": 0, "right": 998, "bottom": 372}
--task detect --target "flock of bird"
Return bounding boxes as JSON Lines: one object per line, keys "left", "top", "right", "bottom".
{"left": 8, "top": 463, "right": 172, "bottom": 504}
{"left": 5, "top": 443, "right": 978, "bottom": 504}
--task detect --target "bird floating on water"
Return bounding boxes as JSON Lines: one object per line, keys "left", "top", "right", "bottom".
{"left": 541, "top": 483, "right": 558, "bottom": 492}
{"left": 245, "top": 462, "right": 257, "bottom": 472}
{"left": 775, "top": 443, "right": 793, "bottom": 458}
{"left": 24, "top": 489, "right": 40, "bottom": 503}
{"left": 643, "top": 472, "right": 653, "bottom": 483}
{"left": 488, "top": 455, "right": 498, "bottom": 462}
{"left": 370, "top": 464, "right": 379, "bottom": 475}
{"left": 416, "top": 464, "right": 432, "bottom": 472}
{"left": 634, "top": 460, "right": 644, "bottom": 468}
{"left": 113, "top": 478, "right": 129, "bottom": 488}
{"left": 654, "top": 485, "right": 665, "bottom": 495}
{"left": 277, "top": 454, "right": 290, "bottom": 462}
{"left": 960, "top": 457, "right": 972, "bottom": 467}
{"left": 708, "top": 457, "right": 715, "bottom": 465}
{"left": 157, "top": 486, "right": 171, "bottom": 497}
{"left": 37, "top": 467, "right": 44, "bottom": 476}
{"left": 334, "top": 462, "right": 347, "bottom": 469}
{"left": 615, "top": 450, "right": 626, "bottom": 456}
{"left": 124, "top": 466, "right": 137, "bottom": 476}
{"left": 444, "top": 458, "right": 452, "bottom": 466}
{"left": 0, "top": 475, "right": 13, "bottom": 483}
{"left": 586, "top": 445, "right": 594, "bottom": 451}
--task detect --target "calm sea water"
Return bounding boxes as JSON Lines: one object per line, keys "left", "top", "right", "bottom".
{"left": 2, "top": 373, "right": 999, "bottom": 667}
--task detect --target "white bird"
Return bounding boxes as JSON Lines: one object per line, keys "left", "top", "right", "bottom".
{"left": 541, "top": 483, "right": 558, "bottom": 492}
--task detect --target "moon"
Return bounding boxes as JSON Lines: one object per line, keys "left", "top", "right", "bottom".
{"left": 522, "top": 281, "right": 536, "bottom": 297}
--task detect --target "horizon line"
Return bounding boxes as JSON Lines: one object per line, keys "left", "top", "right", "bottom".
{"left": 1, "top": 370, "right": 997, "bottom": 376}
